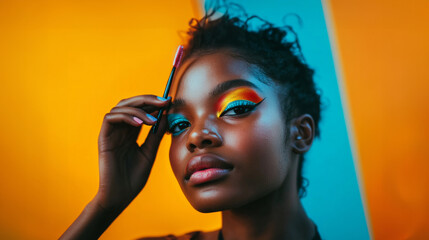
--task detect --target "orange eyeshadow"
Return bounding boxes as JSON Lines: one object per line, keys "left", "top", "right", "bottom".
{"left": 215, "top": 87, "right": 263, "bottom": 117}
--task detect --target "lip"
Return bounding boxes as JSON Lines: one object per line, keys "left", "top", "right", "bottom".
{"left": 185, "top": 153, "right": 233, "bottom": 186}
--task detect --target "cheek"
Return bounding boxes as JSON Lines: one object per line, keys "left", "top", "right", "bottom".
{"left": 224, "top": 113, "right": 287, "bottom": 182}
{"left": 168, "top": 137, "right": 188, "bottom": 181}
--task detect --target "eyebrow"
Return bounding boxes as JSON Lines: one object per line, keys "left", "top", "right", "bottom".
{"left": 209, "top": 79, "right": 260, "bottom": 98}
{"left": 169, "top": 79, "right": 260, "bottom": 110}
{"left": 169, "top": 98, "right": 186, "bottom": 110}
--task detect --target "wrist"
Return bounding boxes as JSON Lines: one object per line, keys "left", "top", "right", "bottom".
{"left": 91, "top": 193, "right": 129, "bottom": 216}
{"left": 60, "top": 196, "right": 126, "bottom": 239}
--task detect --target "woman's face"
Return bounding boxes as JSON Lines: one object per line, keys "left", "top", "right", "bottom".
{"left": 168, "top": 52, "right": 294, "bottom": 213}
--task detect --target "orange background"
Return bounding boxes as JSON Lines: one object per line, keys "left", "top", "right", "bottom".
{"left": 1, "top": 0, "right": 429, "bottom": 239}
{"left": 0, "top": 1, "right": 220, "bottom": 239}
{"left": 327, "top": 0, "right": 429, "bottom": 239}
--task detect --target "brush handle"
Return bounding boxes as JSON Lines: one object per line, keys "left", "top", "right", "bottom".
{"left": 151, "top": 66, "right": 176, "bottom": 133}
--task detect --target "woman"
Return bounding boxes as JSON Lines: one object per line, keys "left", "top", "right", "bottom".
{"left": 61, "top": 7, "right": 322, "bottom": 240}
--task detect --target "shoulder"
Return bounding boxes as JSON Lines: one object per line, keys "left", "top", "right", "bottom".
{"left": 136, "top": 229, "right": 220, "bottom": 240}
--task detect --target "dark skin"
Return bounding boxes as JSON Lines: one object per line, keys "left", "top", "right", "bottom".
{"left": 61, "top": 51, "right": 316, "bottom": 240}
{"left": 60, "top": 95, "right": 171, "bottom": 239}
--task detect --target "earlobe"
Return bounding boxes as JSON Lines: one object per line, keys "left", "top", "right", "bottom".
{"left": 290, "top": 114, "right": 315, "bottom": 154}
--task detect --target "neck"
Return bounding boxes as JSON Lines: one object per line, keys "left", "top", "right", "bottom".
{"left": 220, "top": 170, "right": 314, "bottom": 240}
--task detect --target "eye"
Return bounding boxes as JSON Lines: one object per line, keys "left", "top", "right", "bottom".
{"left": 220, "top": 100, "right": 261, "bottom": 117}
{"left": 167, "top": 116, "right": 191, "bottom": 136}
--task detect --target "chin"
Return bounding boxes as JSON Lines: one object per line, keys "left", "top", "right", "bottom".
{"left": 190, "top": 200, "right": 232, "bottom": 213}
{"left": 186, "top": 190, "right": 254, "bottom": 213}
{"left": 193, "top": 205, "right": 222, "bottom": 213}
{"left": 184, "top": 190, "right": 239, "bottom": 213}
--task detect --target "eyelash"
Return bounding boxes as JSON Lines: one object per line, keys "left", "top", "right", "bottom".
{"left": 167, "top": 117, "right": 191, "bottom": 136}
{"left": 219, "top": 100, "right": 261, "bottom": 117}
{"left": 167, "top": 99, "right": 263, "bottom": 136}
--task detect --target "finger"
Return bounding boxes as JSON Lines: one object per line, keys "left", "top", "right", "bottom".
{"left": 138, "top": 105, "right": 164, "bottom": 114}
{"left": 110, "top": 106, "right": 158, "bottom": 125}
{"left": 116, "top": 95, "right": 171, "bottom": 108}
{"left": 140, "top": 113, "right": 168, "bottom": 162}
{"left": 99, "top": 112, "right": 144, "bottom": 141}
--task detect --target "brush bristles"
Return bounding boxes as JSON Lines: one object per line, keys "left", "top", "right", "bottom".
{"left": 173, "top": 45, "right": 184, "bottom": 68}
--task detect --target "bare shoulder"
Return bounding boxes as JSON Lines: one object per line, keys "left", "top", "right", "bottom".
{"left": 136, "top": 229, "right": 220, "bottom": 240}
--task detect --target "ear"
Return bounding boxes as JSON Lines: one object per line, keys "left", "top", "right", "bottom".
{"left": 290, "top": 114, "right": 315, "bottom": 154}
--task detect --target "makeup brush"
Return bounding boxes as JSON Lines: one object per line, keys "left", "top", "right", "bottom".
{"left": 152, "top": 45, "right": 184, "bottom": 133}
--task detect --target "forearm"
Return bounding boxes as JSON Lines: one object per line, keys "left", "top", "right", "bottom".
{"left": 59, "top": 197, "right": 125, "bottom": 240}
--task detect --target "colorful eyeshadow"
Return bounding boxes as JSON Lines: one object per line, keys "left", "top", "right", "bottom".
{"left": 167, "top": 113, "right": 190, "bottom": 136}
{"left": 215, "top": 87, "right": 264, "bottom": 117}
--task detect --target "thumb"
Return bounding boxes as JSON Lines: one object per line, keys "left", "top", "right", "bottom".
{"left": 140, "top": 113, "right": 168, "bottom": 162}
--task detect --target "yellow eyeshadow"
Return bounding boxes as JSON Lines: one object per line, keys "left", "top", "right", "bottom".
{"left": 216, "top": 87, "right": 263, "bottom": 117}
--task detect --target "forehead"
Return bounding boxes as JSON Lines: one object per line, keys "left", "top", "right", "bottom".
{"left": 173, "top": 52, "right": 269, "bottom": 101}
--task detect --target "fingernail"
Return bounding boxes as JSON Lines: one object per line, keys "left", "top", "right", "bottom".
{"left": 157, "top": 96, "right": 168, "bottom": 101}
{"left": 146, "top": 113, "right": 157, "bottom": 122}
{"left": 133, "top": 117, "right": 143, "bottom": 124}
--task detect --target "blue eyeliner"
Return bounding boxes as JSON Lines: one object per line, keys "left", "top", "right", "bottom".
{"left": 220, "top": 99, "right": 264, "bottom": 117}
{"left": 222, "top": 100, "right": 257, "bottom": 113}
{"left": 167, "top": 113, "right": 190, "bottom": 136}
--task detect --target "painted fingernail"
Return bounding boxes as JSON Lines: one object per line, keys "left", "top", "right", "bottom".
{"left": 146, "top": 113, "right": 157, "bottom": 122}
{"left": 133, "top": 117, "right": 143, "bottom": 124}
{"left": 157, "top": 96, "right": 168, "bottom": 101}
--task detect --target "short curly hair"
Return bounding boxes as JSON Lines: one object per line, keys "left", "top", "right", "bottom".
{"left": 182, "top": 5, "right": 321, "bottom": 198}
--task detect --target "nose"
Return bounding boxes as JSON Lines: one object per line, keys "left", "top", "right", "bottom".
{"left": 186, "top": 121, "right": 222, "bottom": 152}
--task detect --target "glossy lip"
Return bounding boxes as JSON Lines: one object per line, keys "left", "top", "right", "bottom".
{"left": 185, "top": 153, "right": 234, "bottom": 186}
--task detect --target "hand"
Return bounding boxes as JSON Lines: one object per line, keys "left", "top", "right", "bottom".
{"left": 95, "top": 95, "right": 171, "bottom": 211}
